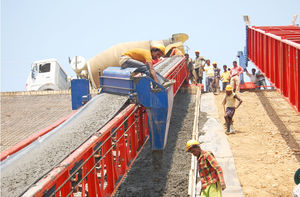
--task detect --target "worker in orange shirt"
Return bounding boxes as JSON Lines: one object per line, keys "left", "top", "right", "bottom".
{"left": 166, "top": 47, "right": 184, "bottom": 57}
{"left": 120, "top": 45, "right": 175, "bottom": 87}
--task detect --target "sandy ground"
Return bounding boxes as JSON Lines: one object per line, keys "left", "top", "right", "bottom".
{"left": 214, "top": 90, "right": 300, "bottom": 197}
{"left": 115, "top": 92, "right": 195, "bottom": 197}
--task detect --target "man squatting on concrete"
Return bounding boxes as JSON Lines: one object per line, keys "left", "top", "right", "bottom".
{"left": 222, "top": 85, "right": 243, "bottom": 134}
{"left": 186, "top": 140, "right": 226, "bottom": 197}
{"left": 119, "top": 44, "right": 175, "bottom": 88}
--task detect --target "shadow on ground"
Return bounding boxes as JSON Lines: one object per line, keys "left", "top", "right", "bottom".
{"left": 256, "top": 91, "right": 300, "bottom": 162}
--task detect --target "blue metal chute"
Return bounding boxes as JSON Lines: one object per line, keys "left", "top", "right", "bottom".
{"left": 98, "top": 66, "right": 174, "bottom": 150}
{"left": 135, "top": 77, "right": 174, "bottom": 150}
{"left": 100, "top": 67, "right": 136, "bottom": 95}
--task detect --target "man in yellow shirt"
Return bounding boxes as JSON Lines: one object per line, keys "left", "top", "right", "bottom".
{"left": 120, "top": 45, "right": 175, "bottom": 87}
{"left": 204, "top": 59, "right": 214, "bottom": 92}
{"left": 220, "top": 65, "right": 230, "bottom": 91}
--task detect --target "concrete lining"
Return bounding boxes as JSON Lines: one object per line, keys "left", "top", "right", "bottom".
{"left": 196, "top": 93, "right": 244, "bottom": 197}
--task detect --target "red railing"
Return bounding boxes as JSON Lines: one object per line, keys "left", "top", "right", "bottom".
{"left": 248, "top": 26, "right": 300, "bottom": 114}
{"left": 165, "top": 57, "right": 189, "bottom": 95}
{"left": 24, "top": 104, "right": 149, "bottom": 197}
{"left": 22, "top": 57, "right": 188, "bottom": 197}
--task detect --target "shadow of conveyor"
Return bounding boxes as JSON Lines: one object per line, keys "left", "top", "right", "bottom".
{"left": 114, "top": 92, "right": 194, "bottom": 197}
{"left": 256, "top": 91, "right": 300, "bottom": 162}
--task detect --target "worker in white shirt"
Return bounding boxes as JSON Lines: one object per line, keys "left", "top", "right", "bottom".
{"left": 204, "top": 59, "right": 214, "bottom": 92}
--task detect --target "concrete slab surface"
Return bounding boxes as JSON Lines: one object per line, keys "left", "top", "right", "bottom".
{"left": 197, "top": 93, "right": 244, "bottom": 197}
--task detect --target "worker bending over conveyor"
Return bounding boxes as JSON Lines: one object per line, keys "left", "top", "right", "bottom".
{"left": 119, "top": 44, "right": 175, "bottom": 88}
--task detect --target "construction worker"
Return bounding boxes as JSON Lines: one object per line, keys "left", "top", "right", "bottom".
{"left": 256, "top": 70, "right": 267, "bottom": 89}
{"left": 165, "top": 42, "right": 184, "bottom": 57}
{"left": 193, "top": 51, "right": 205, "bottom": 84}
{"left": 165, "top": 47, "right": 184, "bottom": 57}
{"left": 245, "top": 68, "right": 258, "bottom": 85}
{"left": 229, "top": 61, "right": 244, "bottom": 93}
{"left": 186, "top": 139, "right": 226, "bottom": 197}
{"left": 204, "top": 59, "right": 214, "bottom": 92}
{"left": 212, "top": 62, "right": 220, "bottom": 94}
{"left": 220, "top": 65, "right": 230, "bottom": 91}
{"left": 222, "top": 85, "right": 243, "bottom": 134}
{"left": 185, "top": 54, "right": 197, "bottom": 84}
{"left": 119, "top": 45, "right": 175, "bottom": 87}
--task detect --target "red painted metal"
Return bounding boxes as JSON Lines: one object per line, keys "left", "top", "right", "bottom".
{"left": 248, "top": 25, "right": 300, "bottom": 114}
{"left": 22, "top": 57, "right": 188, "bottom": 196}
{"left": 164, "top": 57, "right": 189, "bottom": 95}
{"left": 0, "top": 110, "right": 77, "bottom": 162}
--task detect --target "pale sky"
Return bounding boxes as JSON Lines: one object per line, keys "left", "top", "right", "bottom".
{"left": 1, "top": 0, "right": 299, "bottom": 91}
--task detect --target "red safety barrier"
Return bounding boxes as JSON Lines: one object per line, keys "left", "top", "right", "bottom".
{"left": 22, "top": 57, "right": 188, "bottom": 196}
{"left": 0, "top": 110, "right": 77, "bottom": 162}
{"left": 164, "top": 57, "right": 188, "bottom": 95}
{"left": 24, "top": 104, "right": 149, "bottom": 197}
{"left": 248, "top": 26, "right": 300, "bottom": 114}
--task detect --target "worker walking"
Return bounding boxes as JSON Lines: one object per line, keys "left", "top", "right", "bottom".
{"left": 204, "top": 59, "right": 214, "bottom": 92}
{"left": 222, "top": 85, "right": 243, "bottom": 134}
{"left": 229, "top": 61, "right": 244, "bottom": 93}
{"left": 119, "top": 45, "right": 175, "bottom": 88}
{"left": 193, "top": 51, "right": 205, "bottom": 84}
{"left": 220, "top": 65, "right": 230, "bottom": 91}
{"left": 186, "top": 140, "right": 226, "bottom": 197}
{"left": 212, "top": 62, "right": 220, "bottom": 94}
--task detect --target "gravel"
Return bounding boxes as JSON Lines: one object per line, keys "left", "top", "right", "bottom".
{"left": 114, "top": 92, "right": 195, "bottom": 197}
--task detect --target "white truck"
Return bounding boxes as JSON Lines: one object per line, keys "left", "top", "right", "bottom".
{"left": 25, "top": 58, "right": 70, "bottom": 91}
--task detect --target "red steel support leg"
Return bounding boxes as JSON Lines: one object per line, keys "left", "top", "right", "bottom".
{"left": 119, "top": 125, "right": 128, "bottom": 174}
{"left": 59, "top": 171, "right": 72, "bottom": 197}
{"left": 103, "top": 134, "right": 115, "bottom": 194}
{"left": 85, "top": 149, "right": 100, "bottom": 197}
{"left": 297, "top": 49, "right": 300, "bottom": 112}
{"left": 129, "top": 114, "right": 137, "bottom": 159}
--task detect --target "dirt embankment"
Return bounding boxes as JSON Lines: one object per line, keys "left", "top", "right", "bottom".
{"left": 115, "top": 92, "right": 195, "bottom": 197}
{"left": 1, "top": 94, "right": 73, "bottom": 152}
{"left": 214, "top": 91, "right": 300, "bottom": 197}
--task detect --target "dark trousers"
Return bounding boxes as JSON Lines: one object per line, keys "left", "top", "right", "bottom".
{"left": 222, "top": 82, "right": 229, "bottom": 91}
{"left": 121, "top": 58, "right": 166, "bottom": 84}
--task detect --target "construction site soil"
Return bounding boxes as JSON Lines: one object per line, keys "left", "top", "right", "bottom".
{"left": 115, "top": 92, "right": 195, "bottom": 197}
{"left": 1, "top": 94, "right": 73, "bottom": 152}
{"left": 214, "top": 90, "right": 300, "bottom": 197}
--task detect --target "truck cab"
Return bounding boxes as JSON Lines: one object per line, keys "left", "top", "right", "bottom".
{"left": 25, "top": 59, "right": 70, "bottom": 91}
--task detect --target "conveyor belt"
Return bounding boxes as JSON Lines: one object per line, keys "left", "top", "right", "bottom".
{"left": 0, "top": 56, "right": 182, "bottom": 197}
